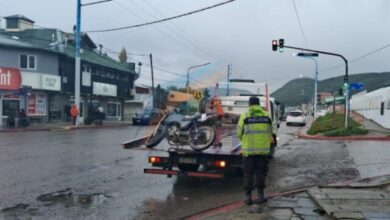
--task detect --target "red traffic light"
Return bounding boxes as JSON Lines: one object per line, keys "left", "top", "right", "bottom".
{"left": 272, "top": 40, "right": 278, "bottom": 51}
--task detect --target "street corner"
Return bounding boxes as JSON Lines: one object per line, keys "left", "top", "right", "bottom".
{"left": 187, "top": 175, "right": 390, "bottom": 220}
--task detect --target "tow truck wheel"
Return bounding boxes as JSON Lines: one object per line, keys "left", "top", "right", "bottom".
{"left": 178, "top": 164, "right": 200, "bottom": 172}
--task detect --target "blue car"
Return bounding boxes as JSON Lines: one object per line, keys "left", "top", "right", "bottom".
{"left": 132, "top": 108, "right": 163, "bottom": 125}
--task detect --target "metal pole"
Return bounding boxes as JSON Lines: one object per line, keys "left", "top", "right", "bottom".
{"left": 150, "top": 53, "right": 155, "bottom": 109}
{"left": 313, "top": 58, "right": 318, "bottom": 119}
{"left": 333, "top": 94, "right": 336, "bottom": 129}
{"left": 226, "top": 64, "right": 231, "bottom": 96}
{"left": 186, "top": 68, "right": 190, "bottom": 94}
{"left": 345, "top": 60, "right": 349, "bottom": 128}
{"left": 75, "top": 0, "right": 81, "bottom": 126}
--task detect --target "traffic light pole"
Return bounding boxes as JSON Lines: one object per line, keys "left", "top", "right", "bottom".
{"left": 283, "top": 45, "right": 349, "bottom": 128}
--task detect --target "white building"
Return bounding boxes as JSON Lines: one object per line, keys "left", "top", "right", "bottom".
{"left": 351, "top": 86, "right": 390, "bottom": 129}
{"left": 123, "top": 85, "right": 152, "bottom": 120}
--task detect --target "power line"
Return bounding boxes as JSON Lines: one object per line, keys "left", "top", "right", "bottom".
{"left": 291, "top": 0, "right": 308, "bottom": 46}
{"left": 127, "top": 0, "right": 222, "bottom": 62}
{"left": 110, "top": 0, "right": 213, "bottom": 61}
{"left": 141, "top": 0, "right": 230, "bottom": 63}
{"left": 102, "top": 46, "right": 190, "bottom": 78}
{"left": 86, "top": 0, "right": 235, "bottom": 33}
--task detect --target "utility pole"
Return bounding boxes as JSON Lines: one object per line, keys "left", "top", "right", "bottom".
{"left": 226, "top": 64, "right": 232, "bottom": 96}
{"left": 75, "top": 0, "right": 81, "bottom": 126}
{"left": 74, "top": 0, "right": 112, "bottom": 126}
{"left": 295, "top": 53, "right": 319, "bottom": 118}
{"left": 150, "top": 53, "right": 155, "bottom": 109}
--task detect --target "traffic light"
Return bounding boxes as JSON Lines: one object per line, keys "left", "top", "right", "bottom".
{"left": 278, "top": 39, "right": 284, "bottom": 52}
{"left": 343, "top": 82, "right": 349, "bottom": 96}
{"left": 272, "top": 40, "right": 278, "bottom": 51}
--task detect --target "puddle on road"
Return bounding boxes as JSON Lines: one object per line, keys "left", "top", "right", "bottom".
{"left": 0, "top": 189, "right": 109, "bottom": 219}
{"left": 0, "top": 203, "right": 39, "bottom": 219}
{"left": 36, "top": 188, "right": 108, "bottom": 208}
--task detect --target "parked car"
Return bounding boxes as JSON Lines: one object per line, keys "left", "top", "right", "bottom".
{"left": 316, "top": 109, "right": 327, "bottom": 117}
{"left": 286, "top": 110, "right": 306, "bottom": 126}
{"left": 132, "top": 108, "right": 164, "bottom": 125}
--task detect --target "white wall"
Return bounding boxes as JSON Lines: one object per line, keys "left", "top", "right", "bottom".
{"left": 351, "top": 87, "right": 390, "bottom": 129}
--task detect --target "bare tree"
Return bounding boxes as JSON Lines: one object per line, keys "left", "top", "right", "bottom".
{"left": 119, "top": 47, "right": 128, "bottom": 64}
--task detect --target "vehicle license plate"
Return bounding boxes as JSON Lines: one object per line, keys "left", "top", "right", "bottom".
{"left": 179, "top": 157, "right": 197, "bottom": 164}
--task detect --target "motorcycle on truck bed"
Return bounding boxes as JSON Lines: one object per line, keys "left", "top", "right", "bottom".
{"left": 122, "top": 81, "right": 281, "bottom": 179}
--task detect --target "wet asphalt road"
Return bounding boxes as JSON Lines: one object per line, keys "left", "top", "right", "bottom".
{"left": 0, "top": 123, "right": 300, "bottom": 219}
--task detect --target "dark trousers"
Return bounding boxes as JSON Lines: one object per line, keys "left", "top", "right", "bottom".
{"left": 71, "top": 116, "right": 77, "bottom": 125}
{"left": 243, "top": 155, "right": 268, "bottom": 193}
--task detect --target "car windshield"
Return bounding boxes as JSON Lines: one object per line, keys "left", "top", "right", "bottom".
{"left": 137, "top": 109, "right": 153, "bottom": 115}
{"left": 288, "top": 112, "right": 303, "bottom": 117}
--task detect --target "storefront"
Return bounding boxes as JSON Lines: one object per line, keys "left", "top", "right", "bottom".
{"left": 0, "top": 67, "right": 22, "bottom": 126}
{"left": 0, "top": 66, "right": 61, "bottom": 126}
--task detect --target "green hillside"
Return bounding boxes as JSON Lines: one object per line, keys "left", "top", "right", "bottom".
{"left": 271, "top": 72, "right": 390, "bottom": 106}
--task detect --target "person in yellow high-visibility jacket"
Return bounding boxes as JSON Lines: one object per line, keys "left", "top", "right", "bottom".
{"left": 236, "top": 96, "right": 273, "bottom": 205}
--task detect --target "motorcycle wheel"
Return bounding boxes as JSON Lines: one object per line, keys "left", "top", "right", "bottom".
{"left": 189, "top": 126, "right": 216, "bottom": 152}
{"left": 145, "top": 125, "right": 167, "bottom": 148}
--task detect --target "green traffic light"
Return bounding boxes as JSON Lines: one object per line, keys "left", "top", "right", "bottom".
{"left": 279, "top": 48, "right": 284, "bottom": 53}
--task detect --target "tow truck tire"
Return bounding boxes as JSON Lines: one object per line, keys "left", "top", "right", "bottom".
{"left": 178, "top": 164, "right": 200, "bottom": 172}
{"left": 145, "top": 125, "right": 167, "bottom": 148}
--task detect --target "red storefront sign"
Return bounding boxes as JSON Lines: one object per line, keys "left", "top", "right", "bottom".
{"left": 0, "top": 67, "right": 21, "bottom": 90}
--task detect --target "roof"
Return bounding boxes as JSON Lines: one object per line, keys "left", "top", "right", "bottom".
{"left": 4, "top": 14, "right": 35, "bottom": 23}
{"left": 0, "top": 29, "right": 136, "bottom": 74}
{"left": 67, "top": 33, "right": 97, "bottom": 49}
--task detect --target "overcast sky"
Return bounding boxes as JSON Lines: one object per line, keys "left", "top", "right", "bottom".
{"left": 1, "top": 0, "right": 389, "bottom": 92}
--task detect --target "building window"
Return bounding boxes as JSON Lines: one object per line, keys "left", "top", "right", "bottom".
{"left": 107, "top": 103, "right": 121, "bottom": 117}
{"left": 20, "top": 54, "right": 37, "bottom": 70}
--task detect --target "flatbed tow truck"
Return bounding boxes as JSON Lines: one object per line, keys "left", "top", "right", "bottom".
{"left": 122, "top": 81, "right": 281, "bottom": 179}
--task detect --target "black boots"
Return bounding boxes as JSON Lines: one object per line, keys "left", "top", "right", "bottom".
{"left": 245, "top": 189, "right": 267, "bottom": 205}
{"left": 256, "top": 188, "right": 267, "bottom": 204}
{"left": 244, "top": 191, "right": 252, "bottom": 205}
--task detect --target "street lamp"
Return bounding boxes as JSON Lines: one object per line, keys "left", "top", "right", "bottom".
{"left": 186, "top": 63, "right": 210, "bottom": 94}
{"left": 295, "top": 52, "right": 319, "bottom": 118}
{"left": 75, "top": 0, "right": 112, "bottom": 126}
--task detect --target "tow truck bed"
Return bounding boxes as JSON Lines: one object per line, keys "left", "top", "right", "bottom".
{"left": 122, "top": 126, "right": 244, "bottom": 179}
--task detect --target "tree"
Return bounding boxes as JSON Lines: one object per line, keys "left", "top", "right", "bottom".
{"left": 119, "top": 47, "right": 128, "bottom": 64}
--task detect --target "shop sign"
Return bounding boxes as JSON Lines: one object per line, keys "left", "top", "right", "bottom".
{"left": 82, "top": 71, "right": 91, "bottom": 86}
{"left": 28, "top": 93, "right": 47, "bottom": 116}
{"left": 0, "top": 67, "right": 21, "bottom": 90}
{"left": 41, "top": 75, "right": 61, "bottom": 91}
{"left": 93, "top": 82, "right": 117, "bottom": 97}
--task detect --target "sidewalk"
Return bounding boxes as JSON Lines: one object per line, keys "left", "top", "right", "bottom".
{"left": 187, "top": 139, "right": 390, "bottom": 220}
{"left": 0, "top": 120, "right": 133, "bottom": 132}
{"left": 188, "top": 175, "right": 390, "bottom": 220}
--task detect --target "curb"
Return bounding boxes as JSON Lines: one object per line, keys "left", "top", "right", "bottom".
{"left": 185, "top": 174, "right": 390, "bottom": 220}
{"left": 0, "top": 123, "right": 132, "bottom": 133}
{"left": 298, "top": 133, "right": 390, "bottom": 141}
